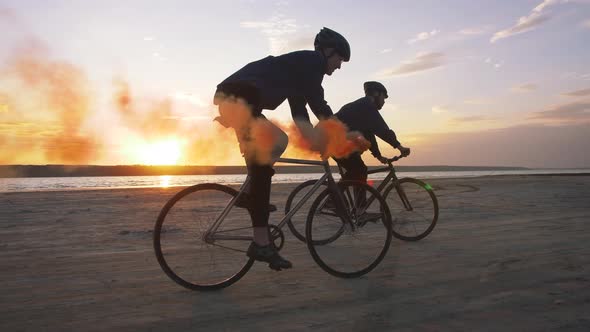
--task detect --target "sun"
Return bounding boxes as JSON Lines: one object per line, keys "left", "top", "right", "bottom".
{"left": 138, "top": 139, "right": 182, "bottom": 165}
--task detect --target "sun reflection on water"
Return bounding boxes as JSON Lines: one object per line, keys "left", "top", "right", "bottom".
{"left": 159, "top": 175, "right": 171, "bottom": 187}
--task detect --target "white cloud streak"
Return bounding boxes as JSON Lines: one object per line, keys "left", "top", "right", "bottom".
{"left": 490, "top": 0, "right": 567, "bottom": 43}
{"left": 450, "top": 116, "right": 495, "bottom": 124}
{"left": 432, "top": 105, "right": 450, "bottom": 114}
{"left": 511, "top": 83, "right": 538, "bottom": 93}
{"left": 408, "top": 30, "right": 439, "bottom": 44}
{"left": 463, "top": 99, "right": 490, "bottom": 105}
{"left": 561, "top": 88, "right": 590, "bottom": 97}
{"left": 491, "top": 13, "right": 550, "bottom": 43}
{"left": 377, "top": 52, "right": 446, "bottom": 78}
{"left": 530, "top": 101, "right": 590, "bottom": 123}
{"left": 240, "top": 14, "right": 299, "bottom": 54}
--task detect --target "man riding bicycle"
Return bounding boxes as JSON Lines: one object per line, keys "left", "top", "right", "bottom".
{"left": 334, "top": 81, "right": 411, "bottom": 185}
{"left": 213, "top": 27, "right": 351, "bottom": 271}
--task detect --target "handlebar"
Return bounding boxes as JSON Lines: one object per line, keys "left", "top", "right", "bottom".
{"left": 382, "top": 154, "right": 406, "bottom": 165}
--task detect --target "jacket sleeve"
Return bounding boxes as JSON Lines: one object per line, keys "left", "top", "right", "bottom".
{"left": 303, "top": 74, "right": 333, "bottom": 120}
{"left": 288, "top": 96, "right": 311, "bottom": 124}
{"left": 367, "top": 133, "right": 382, "bottom": 158}
{"left": 372, "top": 112, "right": 401, "bottom": 149}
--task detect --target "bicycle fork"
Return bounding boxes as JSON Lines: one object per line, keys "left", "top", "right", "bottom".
{"left": 395, "top": 185, "right": 414, "bottom": 211}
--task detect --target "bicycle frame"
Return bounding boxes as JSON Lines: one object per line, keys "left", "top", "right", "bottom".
{"left": 205, "top": 157, "right": 353, "bottom": 243}
{"left": 357, "top": 162, "right": 414, "bottom": 212}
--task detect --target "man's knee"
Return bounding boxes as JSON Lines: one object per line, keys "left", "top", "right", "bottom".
{"left": 271, "top": 130, "right": 288, "bottom": 162}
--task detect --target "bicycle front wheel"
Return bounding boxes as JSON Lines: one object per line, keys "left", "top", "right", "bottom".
{"left": 383, "top": 178, "right": 439, "bottom": 241}
{"left": 154, "top": 183, "right": 254, "bottom": 291}
{"left": 285, "top": 179, "right": 327, "bottom": 243}
{"left": 306, "top": 181, "right": 392, "bottom": 278}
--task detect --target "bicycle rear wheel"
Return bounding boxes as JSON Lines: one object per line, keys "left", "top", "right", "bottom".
{"left": 384, "top": 178, "right": 439, "bottom": 241}
{"left": 306, "top": 181, "right": 392, "bottom": 278}
{"left": 154, "top": 183, "right": 254, "bottom": 290}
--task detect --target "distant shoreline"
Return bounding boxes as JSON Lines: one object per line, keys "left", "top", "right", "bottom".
{"left": 0, "top": 164, "right": 530, "bottom": 178}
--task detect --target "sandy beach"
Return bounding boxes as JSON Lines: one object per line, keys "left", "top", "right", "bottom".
{"left": 1, "top": 175, "right": 589, "bottom": 331}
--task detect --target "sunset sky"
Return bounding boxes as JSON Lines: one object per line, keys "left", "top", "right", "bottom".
{"left": 1, "top": 0, "right": 589, "bottom": 168}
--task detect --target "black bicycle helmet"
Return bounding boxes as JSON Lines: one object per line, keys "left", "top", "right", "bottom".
{"left": 364, "top": 81, "right": 388, "bottom": 98}
{"left": 314, "top": 27, "right": 351, "bottom": 61}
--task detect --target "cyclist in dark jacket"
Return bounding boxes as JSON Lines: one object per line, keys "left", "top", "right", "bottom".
{"left": 213, "top": 27, "right": 351, "bottom": 271}
{"left": 335, "top": 81, "right": 410, "bottom": 183}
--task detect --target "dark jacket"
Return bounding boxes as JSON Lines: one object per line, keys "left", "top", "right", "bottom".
{"left": 336, "top": 97, "right": 401, "bottom": 158}
{"left": 217, "top": 50, "right": 333, "bottom": 125}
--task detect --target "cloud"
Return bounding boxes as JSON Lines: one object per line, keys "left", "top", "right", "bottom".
{"left": 450, "top": 116, "right": 494, "bottom": 124}
{"left": 491, "top": 13, "right": 550, "bottom": 43}
{"left": 280, "top": 34, "right": 313, "bottom": 53}
{"left": 484, "top": 57, "right": 504, "bottom": 70}
{"left": 463, "top": 99, "right": 490, "bottom": 105}
{"left": 561, "top": 88, "right": 590, "bottom": 97}
{"left": 533, "top": 0, "right": 560, "bottom": 12}
{"left": 561, "top": 71, "right": 590, "bottom": 81}
{"left": 407, "top": 30, "right": 439, "bottom": 44}
{"left": 432, "top": 105, "right": 450, "bottom": 114}
{"left": 582, "top": 19, "right": 590, "bottom": 28}
{"left": 240, "top": 14, "right": 299, "bottom": 54}
{"left": 380, "top": 48, "right": 393, "bottom": 54}
{"left": 511, "top": 83, "right": 538, "bottom": 93}
{"left": 490, "top": 0, "right": 568, "bottom": 43}
{"left": 377, "top": 52, "right": 446, "bottom": 78}
{"left": 529, "top": 101, "right": 590, "bottom": 123}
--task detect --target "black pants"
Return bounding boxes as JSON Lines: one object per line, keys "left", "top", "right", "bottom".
{"left": 334, "top": 152, "right": 368, "bottom": 183}
{"left": 334, "top": 153, "right": 368, "bottom": 207}
{"left": 215, "top": 83, "right": 287, "bottom": 227}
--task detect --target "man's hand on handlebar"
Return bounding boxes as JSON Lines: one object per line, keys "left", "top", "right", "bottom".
{"left": 377, "top": 152, "right": 410, "bottom": 164}
{"left": 398, "top": 145, "right": 411, "bottom": 157}
{"left": 377, "top": 156, "right": 389, "bottom": 164}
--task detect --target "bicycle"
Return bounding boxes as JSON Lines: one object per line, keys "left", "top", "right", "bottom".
{"left": 285, "top": 155, "right": 439, "bottom": 242}
{"left": 153, "top": 157, "right": 393, "bottom": 291}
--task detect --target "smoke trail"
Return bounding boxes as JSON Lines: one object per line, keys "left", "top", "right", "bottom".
{"left": 0, "top": 49, "right": 101, "bottom": 164}
{"left": 212, "top": 98, "right": 370, "bottom": 164}
{"left": 113, "top": 79, "right": 179, "bottom": 138}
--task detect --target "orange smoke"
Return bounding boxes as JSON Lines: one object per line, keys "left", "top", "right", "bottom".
{"left": 315, "top": 118, "right": 371, "bottom": 159}
{"left": 211, "top": 98, "right": 370, "bottom": 164}
{"left": 113, "top": 80, "right": 179, "bottom": 138}
{"left": 278, "top": 118, "right": 370, "bottom": 160}
{"left": 0, "top": 50, "right": 101, "bottom": 164}
{"left": 184, "top": 125, "right": 244, "bottom": 166}
{"left": 0, "top": 42, "right": 368, "bottom": 166}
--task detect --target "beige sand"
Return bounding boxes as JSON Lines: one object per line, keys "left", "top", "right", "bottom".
{"left": 1, "top": 175, "right": 589, "bottom": 331}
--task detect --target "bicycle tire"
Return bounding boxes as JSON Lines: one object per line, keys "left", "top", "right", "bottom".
{"left": 383, "top": 178, "right": 439, "bottom": 241}
{"left": 306, "top": 181, "right": 393, "bottom": 278}
{"left": 154, "top": 183, "right": 254, "bottom": 291}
